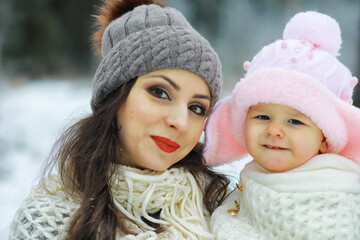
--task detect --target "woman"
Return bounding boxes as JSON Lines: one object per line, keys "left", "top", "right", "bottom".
{"left": 9, "top": 0, "right": 229, "bottom": 239}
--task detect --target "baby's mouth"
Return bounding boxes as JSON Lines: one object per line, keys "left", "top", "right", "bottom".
{"left": 263, "top": 145, "right": 288, "bottom": 150}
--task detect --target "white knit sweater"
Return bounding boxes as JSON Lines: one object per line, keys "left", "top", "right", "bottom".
{"left": 9, "top": 165, "right": 214, "bottom": 239}
{"left": 211, "top": 154, "right": 360, "bottom": 240}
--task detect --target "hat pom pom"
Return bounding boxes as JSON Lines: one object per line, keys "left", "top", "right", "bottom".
{"left": 283, "top": 11, "right": 342, "bottom": 56}
{"left": 92, "top": 0, "right": 166, "bottom": 55}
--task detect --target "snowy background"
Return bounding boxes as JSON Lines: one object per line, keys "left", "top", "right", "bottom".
{"left": 0, "top": 78, "right": 249, "bottom": 238}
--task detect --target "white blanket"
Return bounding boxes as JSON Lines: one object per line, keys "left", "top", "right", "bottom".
{"left": 211, "top": 154, "right": 360, "bottom": 240}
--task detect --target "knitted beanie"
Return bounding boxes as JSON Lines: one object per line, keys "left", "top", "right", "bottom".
{"left": 91, "top": 2, "right": 222, "bottom": 111}
{"left": 204, "top": 11, "right": 360, "bottom": 166}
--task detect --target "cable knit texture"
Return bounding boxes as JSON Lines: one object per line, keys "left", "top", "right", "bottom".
{"left": 211, "top": 154, "right": 360, "bottom": 240}
{"left": 9, "top": 166, "right": 214, "bottom": 239}
{"left": 91, "top": 4, "right": 222, "bottom": 111}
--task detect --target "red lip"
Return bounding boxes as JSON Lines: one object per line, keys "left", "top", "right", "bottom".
{"left": 151, "top": 135, "right": 180, "bottom": 153}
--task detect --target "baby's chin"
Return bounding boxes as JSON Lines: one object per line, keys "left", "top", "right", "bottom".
{"left": 256, "top": 160, "right": 302, "bottom": 173}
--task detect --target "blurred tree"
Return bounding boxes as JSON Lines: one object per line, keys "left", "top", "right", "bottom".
{"left": 2, "top": 0, "right": 99, "bottom": 77}
{"left": 184, "top": 0, "right": 225, "bottom": 44}
{"left": 1, "top": 0, "right": 359, "bottom": 95}
{"left": 353, "top": 10, "right": 360, "bottom": 108}
{"left": 0, "top": 0, "right": 13, "bottom": 73}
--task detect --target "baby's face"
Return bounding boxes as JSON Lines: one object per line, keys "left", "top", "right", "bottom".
{"left": 245, "top": 103, "right": 327, "bottom": 173}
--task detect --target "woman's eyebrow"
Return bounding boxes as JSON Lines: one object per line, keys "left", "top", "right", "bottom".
{"left": 147, "top": 75, "right": 179, "bottom": 90}
{"left": 193, "top": 94, "right": 210, "bottom": 100}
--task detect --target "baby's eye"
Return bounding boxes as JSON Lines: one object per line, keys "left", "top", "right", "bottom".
{"left": 288, "top": 119, "right": 304, "bottom": 125}
{"left": 255, "top": 115, "right": 270, "bottom": 120}
{"left": 189, "top": 104, "right": 206, "bottom": 116}
{"left": 149, "top": 87, "right": 170, "bottom": 100}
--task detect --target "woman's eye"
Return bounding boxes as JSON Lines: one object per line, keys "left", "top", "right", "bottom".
{"left": 189, "top": 104, "right": 206, "bottom": 116}
{"left": 149, "top": 87, "right": 170, "bottom": 100}
{"left": 288, "top": 119, "right": 304, "bottom": 125}
{"left": 255, "top": 115, "right": 270, "bottom": 120}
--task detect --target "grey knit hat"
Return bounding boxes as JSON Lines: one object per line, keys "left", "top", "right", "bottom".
{"left": 91, "top": 4, "right": 222, "bottom": 111}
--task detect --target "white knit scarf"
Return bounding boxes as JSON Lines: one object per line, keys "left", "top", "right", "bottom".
{"left": 111, "top": 165, "right": 214, "bottom": 239}
{"left": 211, "top": 154, "right": 360, "bottom": 240}
{"left": 9, "top": 166, "right": 214, "bottom": 240}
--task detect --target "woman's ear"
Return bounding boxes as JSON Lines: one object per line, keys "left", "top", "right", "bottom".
{"left": 319, "top": 138, "right": 327, "bottom": 154}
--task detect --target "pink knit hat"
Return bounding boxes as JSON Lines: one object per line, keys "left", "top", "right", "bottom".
{"left": 204, "top": 11, "right": 360, "bottom": 166}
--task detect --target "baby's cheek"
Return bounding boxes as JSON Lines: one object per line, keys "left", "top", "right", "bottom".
{"left": 295, "top": 136, "right": 320, "bottom": 160}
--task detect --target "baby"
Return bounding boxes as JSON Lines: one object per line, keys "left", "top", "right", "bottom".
{"left": 205, "top": 11, "right": 360, "bottom": 239}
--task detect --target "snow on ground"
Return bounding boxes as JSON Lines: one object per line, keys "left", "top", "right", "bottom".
{"left": 0, "top": 78, "right": 92, "bottom": 238}
{"left": 0, "top": 78, "right": 249, "bottom": 239}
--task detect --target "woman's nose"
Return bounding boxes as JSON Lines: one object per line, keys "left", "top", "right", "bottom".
{"left": 265, "top": 123, "right": 285, "bottom": 138}
{"left": 164, "top": 106, "right": 188, "bottom": 132}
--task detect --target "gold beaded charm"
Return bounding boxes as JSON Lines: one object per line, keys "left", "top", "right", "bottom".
{"left": 236, "top": 183, "right": 244, "bottom": 191}
{"left": 227, "top": 200, "right": 240, "bottom": 216}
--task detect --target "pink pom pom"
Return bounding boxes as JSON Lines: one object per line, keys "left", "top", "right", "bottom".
{"left": 341, "top": 92, "right": 350, "bottom": 101}
{"left": 283, "top": 11, "right": 342, "bottom": 56}
{"left": 243, "top": 61, "right": 251, "bottom": 71}
{"left": 350, "top": 77, "right": 358, "bottom": 87}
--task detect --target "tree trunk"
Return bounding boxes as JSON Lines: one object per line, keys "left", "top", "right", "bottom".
{"left": 353, "top": 7, "right": 360, "bottom": 108}
{"left": 0, "top": 0, "right": 12, "bottom": 73}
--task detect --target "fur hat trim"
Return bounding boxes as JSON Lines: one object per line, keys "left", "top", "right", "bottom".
{"left": 205, "top": 68, "right": 360, "bottom": 166}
